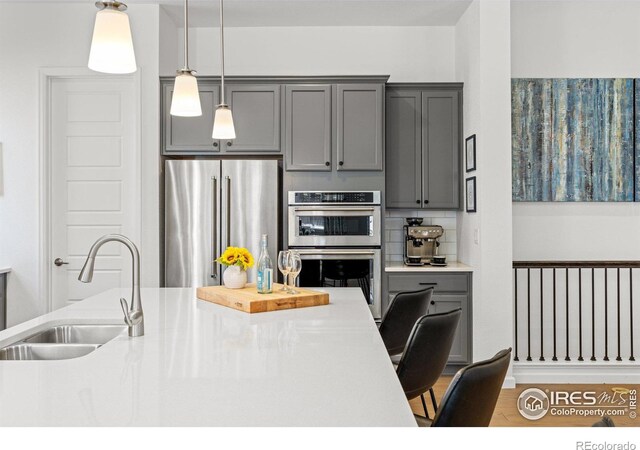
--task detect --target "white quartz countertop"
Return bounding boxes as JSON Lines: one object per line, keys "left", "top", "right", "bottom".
{"left": 385, "top": 261, "right": 474, "bottom": 273}
{"left": 0, "top": 267, "right": 11, "bottom": 274}
{"left": 0, "top": 287, "right": 415, "bottom": 426}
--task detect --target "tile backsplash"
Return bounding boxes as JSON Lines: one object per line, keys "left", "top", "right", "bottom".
{"left": 385, "top": 210, "right": 457, "bottom": 262}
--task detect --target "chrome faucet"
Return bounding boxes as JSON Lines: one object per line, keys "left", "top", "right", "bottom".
{"left": 78, "top": 234, "right": 144, "bottom": 337}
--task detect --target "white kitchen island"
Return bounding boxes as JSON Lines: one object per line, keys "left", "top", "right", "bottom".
{"left": 0, "top": 287, "right": 415, "bottom": 426}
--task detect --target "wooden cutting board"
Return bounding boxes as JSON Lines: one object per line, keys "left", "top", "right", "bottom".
{"left": 196, "top": 283, "right": 330, "bottom": 313}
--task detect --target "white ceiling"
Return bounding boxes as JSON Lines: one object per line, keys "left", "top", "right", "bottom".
{"left": 5, "top": 1, "right": 473, "bottom": 27}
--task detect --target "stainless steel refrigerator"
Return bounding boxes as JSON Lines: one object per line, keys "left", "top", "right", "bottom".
{"left": 164, "top": 160, "right": 279, "bottom": 287}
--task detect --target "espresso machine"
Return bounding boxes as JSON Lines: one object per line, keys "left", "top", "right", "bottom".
{"left": 403, "top": 218, "right": 444, "bottom": 266}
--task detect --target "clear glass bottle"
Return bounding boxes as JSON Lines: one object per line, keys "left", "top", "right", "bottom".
{"left": 256, "top": 234, "right": 273, "bottom": 294}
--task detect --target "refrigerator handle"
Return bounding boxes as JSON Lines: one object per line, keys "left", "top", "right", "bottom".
{"left": 211, "top": 176, "right": 218, "bottom": 279}
{"left": 225, "top": 175, "right": 231, "bottom": 248}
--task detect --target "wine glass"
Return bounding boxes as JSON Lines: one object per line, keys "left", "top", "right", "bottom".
{"left": 277, "top": 250, "right": 291, "bottom": 292}
{"left": 287, "top": 251, "right": 302, "bottom": 294}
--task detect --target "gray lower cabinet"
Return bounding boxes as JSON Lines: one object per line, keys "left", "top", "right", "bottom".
{"left": 336, "top": 84, "right": 384, "bottom": 171}
{"left": 284, "top": 85, "right": 332, "bottom": 171}
{"left": 429, "top": 294, "right": 468, "bottom": 364}
{"left": 162, "top": 81, "right": 220, "bottom": 153}
{"left": 386, "top": 271, "right": 472, "bottom": 366}
{"left": 223, "top": 84, "right": 281, "bottom": 152}
{"left": 385, "top": 84, "right": 462, "bottom": 209}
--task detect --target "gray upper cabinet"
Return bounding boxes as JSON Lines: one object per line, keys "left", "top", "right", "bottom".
{"left": 336, "top": 84, "right": 384, "bottom": 171}
{"left": 385, "top": 90, "right": 422, "bottom": 208}
{"left": 163, "top": 81, "right": 220, "bottom": 153}
{"left": 223, "top": 84, "right": 281, "bottom": 152}
{"left": 285, "top": 85, "right": 332, "bottom": 171}
{"left": 385, "top": 84, "right": 462, "bottom": 209}
{"left": 161, "top": 77, "right": 388, "bottom": 159}
{"left": 422, "top": 91, "right": 460, "bottom": 209}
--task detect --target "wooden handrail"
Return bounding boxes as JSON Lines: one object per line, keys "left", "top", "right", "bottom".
{"left": 513, "top": 261, "right": 640, "bottom": 269}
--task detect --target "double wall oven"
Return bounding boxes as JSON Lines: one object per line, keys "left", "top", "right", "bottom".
{"left": 288, "top": 191, "right": 382, "bottom": 319}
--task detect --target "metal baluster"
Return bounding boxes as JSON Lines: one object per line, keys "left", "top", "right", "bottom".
{"left": 553, "top": 268, "right": 558, "bottom": 361}
{"left": 578, "top": 268, "right": 583, "bottom": 361}
{"left": 617, "top": 268, "right": 622, "bottom": 361}
{"left": 527, "top": 268, "right": 532, "bottom": 361}
{"left": 630, "top": 267, "right": 635, "bottom": 362}
{"left": 540, "top": 268, "right": 545, "bottom": 361}
{"left": 604, "top": 268, "right": 609, "bottom": 361}
{"left": 514, "top": 268, "right": 519, "bottom": 361}
{"left": 591, "top": 267, "right": 596, "bottom": 361}
{"left": 565, "top": 267, "right": 570, "bottom": 361}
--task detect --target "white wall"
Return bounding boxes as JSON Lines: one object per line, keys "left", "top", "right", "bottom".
{"left": 0, "top": 3, "right": 160, "bottom": 326}
{"left": 455, "top": 0, "right": 514, "bottom": 377}
{"left": 169, "top": 26, "right": 457, "bottom": 81}
{"left": 511, "top": 0, "right": 640, "bottom": 261}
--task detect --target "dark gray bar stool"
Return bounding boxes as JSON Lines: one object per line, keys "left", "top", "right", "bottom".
{"left": 415, "top": 348, "right": 512, "bottom": 427}
{"left": 379, "top": 288, "right": 433, "bottom": 358}
{"left": 395, "top": 308, "right": 461, "bottom": 419}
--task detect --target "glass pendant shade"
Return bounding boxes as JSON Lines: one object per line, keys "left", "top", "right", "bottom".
{"left": 212, "top": 105, "right": 236, "bottom": 139}
{"left": 170, "top": 72, "right": 202, "bottom": 117}
{"left": 88, "top": 7, "right": 137, "bottom": 74}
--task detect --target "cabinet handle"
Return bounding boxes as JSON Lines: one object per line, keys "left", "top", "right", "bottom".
{"left": 325, "top": 161, "right": 330, "bottom": 167}
{"left": 430, "top": 300, "right": 435, "bottom": 305}
{"left": 226, "top": 141, "right": 233, "bottom": 147}
{"left": 424, "top": 200, "right": 429, "bottom": 204}
{"left": 419, "top": 282, "right": 437, "bottom": 286}
{"left": 212, "top": 142, "right": 219, "bottom": 148}
{"left": 416, "top": 200, "right": 420, "bottom": 204}
{"left": 339, "top": 161, "right": 344, "bottom": 166}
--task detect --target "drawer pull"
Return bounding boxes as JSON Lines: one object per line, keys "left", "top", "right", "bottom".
{"left": 430, "top": 300, "right": 435, "bottom": 305}
{"left": 419, "top": 282, "right": 438, "bottom": 286}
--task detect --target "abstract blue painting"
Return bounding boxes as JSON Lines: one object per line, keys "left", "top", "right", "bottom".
{"left": 634, "top": 78, "right": 640, "bottom": 202}
{"left": 511, "top": 79, "right": 635, "bottom": 202}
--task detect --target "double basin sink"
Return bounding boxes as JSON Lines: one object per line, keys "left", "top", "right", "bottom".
{"left": 0, "top": 324, "right": 127, "bottom": 361}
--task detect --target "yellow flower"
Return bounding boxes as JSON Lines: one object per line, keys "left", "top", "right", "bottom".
{"left": 215, "top": 246, "right": 254, "bottom": 270}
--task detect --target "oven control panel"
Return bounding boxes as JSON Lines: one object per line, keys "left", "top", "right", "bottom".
{"left": 289, "top": 191, "right": 381, "bottom": 205}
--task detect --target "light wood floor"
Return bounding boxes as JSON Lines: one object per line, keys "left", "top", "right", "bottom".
{"left": 410, "top": 377, "right": 639, "bottom": 427}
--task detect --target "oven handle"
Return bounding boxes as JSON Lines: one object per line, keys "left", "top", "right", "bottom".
{"left": 294, "top": 250, "right": 377, "bottom": 256}
{"left": 290, "top": 206, "right": 378, "bottom": 212}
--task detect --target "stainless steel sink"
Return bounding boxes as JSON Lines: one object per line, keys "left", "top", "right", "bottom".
{"left": 23, "top": 324, "right": 127, "bottom": 345}
{"left": 0, "top": 343, "right": 101, "bottom": 360}
{"left": 0, "top": 323, "right": 127, "bottom": 361}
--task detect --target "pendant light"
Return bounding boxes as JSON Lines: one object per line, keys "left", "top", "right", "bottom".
{"left": 212, "top": 0, "right": 236, "bottom": 139}
{"left": 88, "top": 2, "right": 137, "bottom": 74}
{"left": 170, "top": 0, "right": 202, "bottom": 117}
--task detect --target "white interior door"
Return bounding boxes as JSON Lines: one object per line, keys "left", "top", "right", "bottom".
{"left": 50, "top": 77, "right": 137, "bottom": 310}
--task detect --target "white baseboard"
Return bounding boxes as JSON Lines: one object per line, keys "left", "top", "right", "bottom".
{"left": 513, "top": 361, "right": 640, "bottom": 384}
{"left": 503, "top": 375, "right": 517, "bottom": 389}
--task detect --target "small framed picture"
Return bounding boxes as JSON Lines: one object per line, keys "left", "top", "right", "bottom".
{"left": 466, "top": 177, "right": 477, "bottom": 213}
{"left": 465, "top": 134, "right": 476, "bottom": 172}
